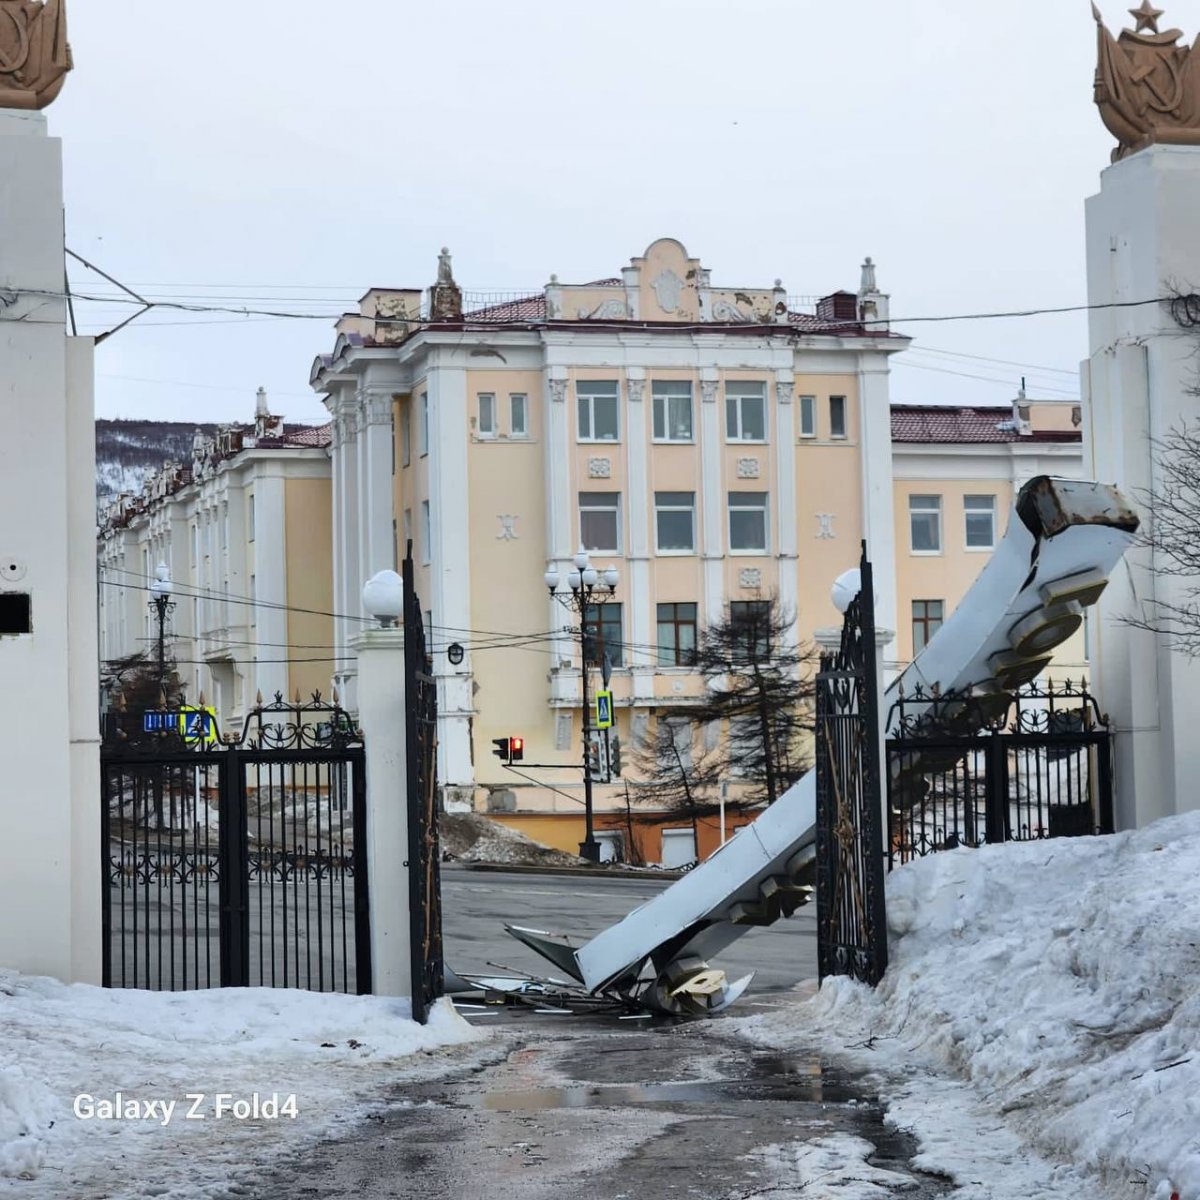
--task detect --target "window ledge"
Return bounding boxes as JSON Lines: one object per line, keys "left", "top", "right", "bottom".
{"left": 655, "top": 549, "right": 696, "bottom": 557}
{"left": 729, "top": 548, "right": 770, "bottom": 557}
{"left": 909, "top": 550, "right": 943, "bottom": 557}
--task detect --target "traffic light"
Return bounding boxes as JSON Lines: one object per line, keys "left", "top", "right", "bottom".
{"left": 492, "top": 736, "right": 524, "bottom": 765}
{"left": 609, "top": 734, "right": 622, "bottom": 777}
{"left": 586, "top": 738, "right": 603, "bottom": 778}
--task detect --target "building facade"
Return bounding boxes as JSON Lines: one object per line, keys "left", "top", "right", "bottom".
{"left": 312, "top": 239, "right": 908, "bottom": 853}
{"left": 891, "top": 398, "right": 1085, "bottom": 676}
{"left": 97, "top": 393, "right": 333, "bottom": 738}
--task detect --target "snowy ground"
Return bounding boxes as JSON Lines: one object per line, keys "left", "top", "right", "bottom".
{"left": 737, "top": 811, "right": 1200, "bottom": 1200}
{"left": 0, "top": 975, "right": 488, "bottom": 1199}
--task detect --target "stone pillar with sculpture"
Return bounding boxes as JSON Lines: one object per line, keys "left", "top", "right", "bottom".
{"left": 1085, "top": 3, "right": 1200, "bottom": 827}
{"left": 0, "top": 1, "right": 101, "bottom": 983}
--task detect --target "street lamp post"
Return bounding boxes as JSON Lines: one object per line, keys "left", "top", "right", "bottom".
{"left": 545, "top": 548, "right": 619, "bottom": 863}
{"left": 148, "top": 561, "right": 174, "bottom": 697}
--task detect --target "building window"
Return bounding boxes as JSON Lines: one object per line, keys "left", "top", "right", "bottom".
{"left": 652, "top": 381, "right": 693, "bottom": 442}
{"left": 799, "top": 395, "right": 816, "bottom": 438}
{"left": 247, "top": 494, "right": 255, "bottom": 542}
{"left": 912, "top": 600, "right": 944, "bottom": 654}
{"left": 830, "top": 395, "right": 847, "bottom": 439}
{"left": 730, "top": 600, "right": 771, "bottom": 661}
{"left": 579, "top": 492, "right": 620, "bottom": 553}
{"left": 654, "top": 491, "right": 695, "bottom": 554}
{"left": 964, "top": 494, "right": 996, "bottom": 550}
{"left": 725, "top": 381, "right": 767, "bottom": 443}
{"left": 420, "top": 392, "right": 429, "bottom": 456}
{"left": 249, "top": 574, "right": 256, "bottom": 628}
{"left": 421, "top": 500, "right": 431, "bottom": 564}
{"left": 909, "top": 494, "right": 942, "bottom": 553}
{"left": 401, "top": 402, "right": 411, "bottom": 466}
{"left": 662, "top": 717, "right": 693, "bottom": 768}
{"left": 477, "top": 392, "right": 496, "bottom": 438}
{"left": 510, "top": 393, "right": 528, "bottom": 438}
{"left": 728, "top": 492, "right": 769, "bottom": 553}
{"left": 657, "top": 602, "right": 698, "bottom": 666}
{"left": 577, "top": 380, "right": 619, "bottom": 442}
{"left": 584, "top": 602, "right": 623, "bottom": 667}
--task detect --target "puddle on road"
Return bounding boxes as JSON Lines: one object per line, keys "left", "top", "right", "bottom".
{"left": 481, "top": 1063, "right": 859, "bottom": 1111}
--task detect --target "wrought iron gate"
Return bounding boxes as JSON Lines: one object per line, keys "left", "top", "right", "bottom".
{"left": 404, "top": 545, "right": 443, "bottom": 1025}
{"left": 815, "top": 544, "right": 889, "bottom": 987}
{"left": 101, "top": 693, "right": 371, "bottom": 993}
{"left": 887, "top": 678, "right": 1115, "bottom": 864}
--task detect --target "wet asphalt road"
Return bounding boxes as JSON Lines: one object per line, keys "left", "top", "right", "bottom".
{"left": 441, "top": 867, "right": 818, "bottom": 996}
{"left": 252, "top": 873, "right": 944, "bottom": 1200}
{"left": 263, "top": 1002, "right": 952, "bottom": 1200}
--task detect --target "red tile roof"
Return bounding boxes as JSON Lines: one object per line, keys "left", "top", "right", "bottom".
{"left": 891, "top": 405, "right": 1080, "bottom": 444}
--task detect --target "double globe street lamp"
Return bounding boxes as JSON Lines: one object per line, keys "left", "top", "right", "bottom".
{"left": 544, "top": 549, "right": 619, "bottom": 862}
{"left": 148, "top": 562, "right": 174, "bottom": 695}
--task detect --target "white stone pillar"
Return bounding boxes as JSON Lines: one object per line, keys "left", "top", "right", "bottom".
{"left": 544, "top": 370, "right": 573, "bottom": 673}
{"left": 251, "top": 470, "right": 288, "bottom": 702}
{"left": 0, "top": 110, "right": 99, "bottom": 983}
{"left": 351, "top": 626, "right": 410, "bottom": 997}
{"left": 699, "top": 369, "right": 724, "bottom": 622}
{"left": 774, "top": 372, "right": 800, "bottom": 655}
{"left": 427, "top": 358, "right": 474, "bottom": 789}
{"left": 625, "top": 371, "right": 653, "bottom": 694}
{"left": 1084, "top": 144, "right": 1200, "bottom": 827}
{"left": 856, "top": 353, "right": 898, "bottom": 667}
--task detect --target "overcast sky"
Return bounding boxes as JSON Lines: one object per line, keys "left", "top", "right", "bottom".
{"left": 51, "top": 0, "right": 1154, "bottom": 424}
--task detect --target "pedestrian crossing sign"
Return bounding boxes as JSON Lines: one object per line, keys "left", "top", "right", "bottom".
{"left": 595, "top": 690, "right": 614, "bottom": 730}
{"left": 179, "top": 705, "right": 218, "bottom": 745}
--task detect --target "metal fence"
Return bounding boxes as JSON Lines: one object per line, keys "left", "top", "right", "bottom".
{"left": 101, "top": 694, "right": 370, "bottom": 993}
{"left": 886, "top": 678, "right": 1114, "bottom": 867}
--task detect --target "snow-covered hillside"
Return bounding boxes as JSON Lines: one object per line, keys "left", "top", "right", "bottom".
{"left": 95, "top": 419, "right": 214, "bottom": 509}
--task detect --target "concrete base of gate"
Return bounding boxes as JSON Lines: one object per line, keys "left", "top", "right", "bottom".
{"left": 0, "top": 109, "right": 101, "bottom": 984}
{"left": 350, "top": 627, "right": 410, "bottom": 997}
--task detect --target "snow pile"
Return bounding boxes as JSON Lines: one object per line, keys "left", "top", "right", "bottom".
{"left": 741, "top": 812, "right": 1200, "bottom": 1200}
{"left": 441, "top": 812, "right": 588, "bottom": 867}
{"left": 0, "top": 972, "right": 486, "bottom": 1197}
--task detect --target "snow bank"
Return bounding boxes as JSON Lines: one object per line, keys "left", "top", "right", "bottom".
{"left": 740, "top": 812, "right": 1200, "bottom": 1200}
{"left": 0, "top": 973, "right": 486, "bottom": 1197}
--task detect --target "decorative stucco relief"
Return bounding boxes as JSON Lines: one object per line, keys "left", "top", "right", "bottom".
{"left": 651, "top": 269, "right": 685, "bottom": 313}
{"left": 736, "top": 457, "right": 761, "bottom": 479}
{"left": 739, "top": 568, "right": 762, "bottom": 589}
{"left": 550, "top": 380, "right": 568, "bottom": 404}
{"left": 700, "top": 380, "right": 718, "bottom": 405}
{"left": 627, "top": 379, "right": 645, "bottom": 404}
{"left": 496, "top": 515, "right": 519, "bottom": 541}
{"left": 816, "top": 513, "right": 837, "bottom": 540}
{"left": 588, "top": 458, "right": 612, "bottom": 479}
{"left": 577, "top": 299, "right": 629, "bottom": 320}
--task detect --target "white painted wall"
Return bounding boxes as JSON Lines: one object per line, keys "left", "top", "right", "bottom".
{"left": 1084, "top": 144, "right": 1200, "bottom": 828}
{"left": 0, "top": 111, "right": 100, "bottom": 982}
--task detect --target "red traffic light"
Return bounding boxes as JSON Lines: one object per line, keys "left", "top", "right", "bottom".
{"left": 509, "top": 737, "right": 524, "bottom": 762}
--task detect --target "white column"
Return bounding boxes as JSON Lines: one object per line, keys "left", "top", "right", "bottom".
{"left": 340, "top": 398, "right": 361, "bottom": 709}
{"left": 1085, "top": 145, "right": 1200, "bottom": 827}
{"left": 362, "top": 390, "right": 395, "bottom": 577}
{"left": 252, "top": 471, "right": 289, "bottom": 701}
{"left": 625, "top": 370, "right": 653, "bottom": 694}
{"left": 699, "top": 369, "right": 725, "bottom": 622}
{"left": 856, "top": 353, "right": 898, "bottom": 666}
{"left": 0, "top": 110, "right": 99, "bottom": 983}
{"left": 428, "top": 359, "right": 474, "bottom": 789}
{"left": 328, "top": 411, "right": 347, "bottom": 693}
{"left": 774, "top": 372, "right": 800, "bottom": 653}
{"left": 544, "top": 369, "right": 573, "bottom": 674}
{"left": 351, "top": 627, "right": 410, "bottom": 997}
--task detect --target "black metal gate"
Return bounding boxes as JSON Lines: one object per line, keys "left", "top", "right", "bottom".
{"left": 101, "top": 693, "right": 371, "bottom": 993}
{"left": 815, "top": 544, "right": 889, "bottom": 987}
{"left": 887, "top": 678, "right": 1115, "bottom": 865}
{"left": 404, "top": 545, "right": 443, "bottom": 1025}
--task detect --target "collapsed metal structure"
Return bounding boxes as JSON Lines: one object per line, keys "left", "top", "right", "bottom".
{"left": 483, "top": 477, "right": 1138, "bottom": 1013}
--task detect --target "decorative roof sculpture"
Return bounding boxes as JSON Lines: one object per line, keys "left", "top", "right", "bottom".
{"left": 1093, "top": 3, "right": 1200, "bottom": 161}
{"left": 0, "top": 0, "right": 71, "bottom": 110}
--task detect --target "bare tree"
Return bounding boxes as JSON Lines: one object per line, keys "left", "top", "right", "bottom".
{"left": 629, "top": 711, "right": 725, "bottom": 849}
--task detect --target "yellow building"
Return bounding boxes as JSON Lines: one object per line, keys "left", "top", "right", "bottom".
{"left": 97, "top": 391, "right": 334, "bottom": 738}
{"left": 890, "top": 399, "right": 1084, "bottom": 677}
{"left": 312, "top": 239, "right": 910, "bottom": 861}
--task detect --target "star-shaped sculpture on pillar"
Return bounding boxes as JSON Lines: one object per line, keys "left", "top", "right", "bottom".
{"left": 1128, "top": 1, "right": 1164, "bottom": 33}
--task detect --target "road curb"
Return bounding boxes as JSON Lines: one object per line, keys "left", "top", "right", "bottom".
{"left": 448, "top": 861, "right": 686, "bottom": 881}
